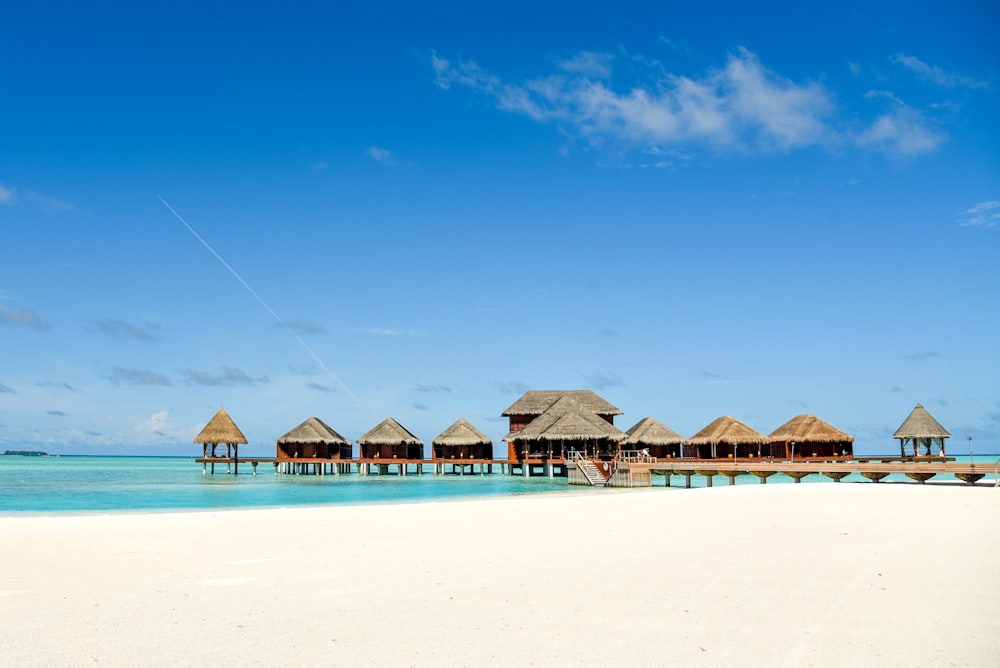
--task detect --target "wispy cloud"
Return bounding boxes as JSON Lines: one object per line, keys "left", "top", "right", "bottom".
{"left": 0, "top": 304, "right": 52, "bottom": 331}
{"left": 26, "top": 191, "right": 75, "bottom": 213}
{"left": 283, "top": 320, "right": 328, "bottom": 336}
{"left": 37, "top": 381, "right": 76, "bottom": 393}
{"left": 0, "top": 382, "right": 15, "bottom": 394}
{"left": 855, "top": 93, "right": 945, "bottom": 158}
{"left": 889, "top": 386, "right": 905, "bottom": 393}
{"left": 958, "top": 201, "right": 1000, "bottom": 229}
{"left": 413, "top": 383, "right": 452, "bottom": 393}
{"left": 181, "top": 366, "right": 270, "bottom": 386}
{"left": 494, "top": 380, "right": 530, "bottom": 394}
{"left": 306, "top": 382, "right": 333, "bottom": 392}
{"left": 904, "top": 352, "right": 941, "bottom": 361}
{"left": 106, "top": 366, "right": 173, "bottom": 386}
{"left": 0, "top": 182, "right": 16, "bottom": 205}
{"left": 47, "top": 410, "right": 67, "bottom": 417}
{"left": 701, "top": 371, "right": 737, "bottom": 383}
{"left": 890, "top": 54, "right": 990, "bottom": 90}
{"left": 433, "top": 47, "right": 837, "bottom": 154}
{"left": 360, "top": 327, "right": 415, "bottom": 336}
{"left": 413, "top": 402, "right": 430, "bottom": 411}
{"left": 432, "top": 47, "right": 962, "bottom": 160}
{"left": 585, "top": 372, "right": 624, "bottom": 390}
{"left": 367, "top": 146, "right": 397, "bottom": 165}
{"left": 94, "top": 318, "right": 157, "bottom": 341}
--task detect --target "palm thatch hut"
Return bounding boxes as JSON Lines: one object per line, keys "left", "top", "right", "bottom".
{"left": 432, "top": 418, "right": 493, "bottom": 460}
{"left": 893, "top": 404, "right": 951, "bottom": 457}
{"left": 625, "top": 417, "right": 685, "bottom": 459}
{"left": 684, "top": 416, "right": 769, "bottom": 459}
{"left": 357, "top": 417, "right": 424, "bottom": 460}
{"left": 504, "top": 394, "right": 628, "bottom": 465}
{"left": 193, "top": 407, "right": 248, "bottom": 473}
{"left": 276, "top": 417, "right": 352, "bottom": 461}
{"left": 502, "top": 390, "right": 622, "bottom": 439}
{"left": 768, "top": 414, "right": 854, "bottom": 459}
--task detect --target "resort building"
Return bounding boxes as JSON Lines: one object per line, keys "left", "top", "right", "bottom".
{"left": 432, "top": 418, "right": 493, "bottom": 460}
{"left": 768, "top": 414, "right": 855, "bottom": 459}
{"left": 357, "top": 417, "right": 424, "bottom": 460}
{"left": 893, "top": 404, "right": 951, "bottom": 457}
{"left": 683, "top": 416, "right": 769, "bottom": 459}
{"left": 193, "top": 406, "right": 248, "bottom": 474}
{"left": 502, "top": 390, "right": 627, "bottom": 475}
{"left": 625, "top": 417, "right": 685, "bottom": 459}
{"left": 276, "top": 417, "right": 352, "bottom": 474}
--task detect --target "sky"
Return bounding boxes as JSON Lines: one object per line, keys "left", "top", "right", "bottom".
{"left": 2, "top": 1, "right": 998, "bottom": 456}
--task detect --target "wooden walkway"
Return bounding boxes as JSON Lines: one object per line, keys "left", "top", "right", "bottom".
{"left": 620, "top": 459, "right": 998, "bottom": 487}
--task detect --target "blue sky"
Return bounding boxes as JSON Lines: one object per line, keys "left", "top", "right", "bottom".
{"left": 2, "top": 1, "right": 997, "bottom": 456}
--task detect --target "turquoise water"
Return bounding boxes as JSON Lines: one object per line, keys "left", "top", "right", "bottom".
{"left": 0, "top": 456, "right": 599, "bottom": 513}
{"left": 1, "top": 455, "right": 997, "bottom": 514}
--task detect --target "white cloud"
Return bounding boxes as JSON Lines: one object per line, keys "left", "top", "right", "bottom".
{"left": 958, "top": 201, "right": 1000, "bottom": 229}
{"left": 890, "top": 54, "right": 990, "bottom": 90}
{"left": 433, "top": 47, "right": 836, "bottom": 154}
{"left": 26, "top": 191, "right": 74, "bottom": 213}
{"left": 132, "top": 410, "right": 187, "bottom": 442}
{"left": 0, "top": 182, "right": 16, "bottom": 205}
{"left": 367, "top": 146, "right": 396, "bottom": 165}
{"left": 855, "top": 104, "right": 945, "bottom": 158}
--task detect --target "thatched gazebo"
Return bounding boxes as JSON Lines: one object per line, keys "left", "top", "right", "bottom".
{"left": 768, "top": 414, "right": 854, "bottom": 459}
{"left": 432, "top": 418, "right": 493, "bottom": 460}
{"left": 625, "top": 417, "right": 685, "bottom": 459}
{"left": 893, "top": 404, "right": 951, "bottom": 457}
{"left": 357, "top": 417, "right": 424, "bottom": 460}
{"left": 504, "top": 394, "right": 628, "bottom": 465}
{"left": 276, "top": 417, "right": 352, "bottom": 462}
{"left": 193, "top": 407, "right": 248, "bottom": 474}
{"left": 684, "top": 416, "right": 769, "bottom": 459}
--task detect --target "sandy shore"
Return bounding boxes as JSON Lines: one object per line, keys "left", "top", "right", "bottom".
{"left": 2, "top": 483, "right": 998, "bottom": 667}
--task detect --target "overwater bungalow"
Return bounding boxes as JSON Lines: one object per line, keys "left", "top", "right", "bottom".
{"left": 193, "top": 406, "right": 248, "bottom": 474}
{"left": 357, "top": 417, "right": 424, "bottom": 460}
{"left": 684, "top": 416, "right": 769, "bottom": 459}
{"left": 503, "top": 390, "right": 622, "bottom": 440}
{"left": 432, "top": 418, "right": 493, "bottom": 460}
{"left": 625, "top": 417, "right": 685, "bottom": 459}
{"left": 768, "top": 414, "right": 854, "bottom": 459}
{"left": 276, "top": 417, "right": 352, "bottom": 470}
{"left": 893, "top": 404, "right": 951, "bottom": 457}
{"left": 503, "top": 393, "right": 628, "bottom": 472}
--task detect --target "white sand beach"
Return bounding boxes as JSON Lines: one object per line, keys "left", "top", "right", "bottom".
{"left": 2, "top": 483, "right": 998, "bottom": 667}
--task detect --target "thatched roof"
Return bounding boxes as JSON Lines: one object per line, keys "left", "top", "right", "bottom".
{"left": 769, "top": 414, "right": 854, "bottom": 444}
{"left": 506, "top": 396, "right": 627, "bottom": 443}
{"left": 193, "top": 407, "right": 248, "bottom": 444}
{"left": 893, "top": 404, "right": 951, "bottom": 439}
{"left": 357, "top": 417, "right": 423, "bottom": 446}
{"left": 685, "top": 416, "right": 768, "bottom": 445}
{"left": 626, "top": 417, "right": 685, "bottom": 445}
{"left": 433, "top": 418, "right": 492, "bottom": 447}
{"left": 501, "top": 390, "right": 622, "bottom": 417}
{"left": 277, "top": 417, "right": 349, "bottom": 446}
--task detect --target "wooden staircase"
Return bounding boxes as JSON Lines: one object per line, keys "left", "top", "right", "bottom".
{"left": 575, "top": 459, "right": 609, "bottom": 487}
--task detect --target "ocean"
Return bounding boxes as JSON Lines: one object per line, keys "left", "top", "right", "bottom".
{"left": 1, "top": 454, "right": 997, "bottom": 513}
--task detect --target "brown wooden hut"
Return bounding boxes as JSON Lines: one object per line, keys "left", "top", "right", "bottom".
{"left": 357, "top": 417, "right": 424, "bottom": 460}
{"left": 625, "top": 417, "right": 684, "bottom": 459}
{"left": 893, "top": 404, "right": 951, "bottom": 457}
{"left": 504, "top": 394, "right": 628, "bottom": 464}
{"left": 502, "top": 390, "right": 622, "bottom": 441}
{"left": 768, "top": 414, "right": 854, "bottom": 459}
{"left": 684, "top": 416, "right": 768, "bottom": 459}
{"left": 276, "top": 417, "right": 352, "bottom": 462}
{"left": 193, "top": 407, "right": 248, "bottom": 473}
{"left": 432, "top": 418, "right": 493, "bottom": 460}
{"left": 501, "top": 390, "right": 623, "bottom": 461}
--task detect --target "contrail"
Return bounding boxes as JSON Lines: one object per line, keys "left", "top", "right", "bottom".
{"left": 159, "top": 196, "right": 357, "bottom": 401}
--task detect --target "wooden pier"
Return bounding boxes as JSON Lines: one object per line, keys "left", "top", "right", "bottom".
{"left": 612, "top": 458, "right": 997, "bottom": 487}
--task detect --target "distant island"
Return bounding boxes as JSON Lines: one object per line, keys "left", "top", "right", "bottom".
{"left": 4, "top": 450, "right": 48, "bottom": 456}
